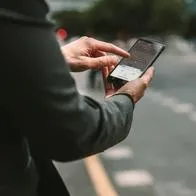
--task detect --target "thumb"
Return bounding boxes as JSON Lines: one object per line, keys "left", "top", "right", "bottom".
{"left": 141, "top": 67, "right": 155, "bottom": 87}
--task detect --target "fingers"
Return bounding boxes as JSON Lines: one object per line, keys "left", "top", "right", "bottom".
{"left": 102, "top": 67, "right": 109, "bottom": 79}
{"left": 115, "top": 67, "right": 155, "bottom": 103}
{"left": 109, "top": 65, "right": 115, "bottom": 73}
{"left": 94, "top": 51, "right": 107, "bottom": 58}
{"left": 102, "top": 65, "right": 115, "bottom": 79}
{"left": 96, "top": 55, "right": 119, "bottom": 69}
{"left": 82, "top": 55, "right": 119, "bottom": 70}
{"left": 86, "top": 37, "right": 130, "bottom": 57}
{"left": 140, "top": 67, "right": 155, "bottom": 87}
{"left": 101, "top": 65, "right": 116, "bottom": 96}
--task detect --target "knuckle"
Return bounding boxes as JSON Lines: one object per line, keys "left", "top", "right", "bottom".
{"left": 105, "top": 56, "right": 111, "bottom": 64}
{"left": 80, "top": 36, "right": 89, "bottom": 42}
{"left": 111, "top": 56, "right": 118, "bottom": 64}
{"left": 99, "top": 58, "right": 106, "bottom": 67}
{"left": 86, "top": 37, "right": 94, "bottom": 45}
{"left": 81, "top": 36, "right": 88, "bottom": 40}
{"left": 99, "top": 56, "right": 108, "bottom": 66}
{"left": 81, "top": 36, "right": 93, "bottom": 46}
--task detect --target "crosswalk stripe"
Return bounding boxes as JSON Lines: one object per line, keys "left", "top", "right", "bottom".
{"left": 102, "top": 146, "right": 133, "bottom": 160}
{"left": 114, "top": 170, "right": 154, "bottom": 187}
{"left": 147, "top": 88, "right": 196, "bottom": 123}
{"left": 171, "top": 103, "right": 194, "bottom": 114}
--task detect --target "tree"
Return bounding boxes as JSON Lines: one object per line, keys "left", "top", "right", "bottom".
{"left": 52, "top": 0, "right": 187, "bottom": 37}
{"left": 185, "top": 14, "right": 196, "bottom": 37}
{"left": 86, "top": 0, "right": 154, "bottom": 36}
{"left": 148, "top": 0, "right": 187, "bottom": 35}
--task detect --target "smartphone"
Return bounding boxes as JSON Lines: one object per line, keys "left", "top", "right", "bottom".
{"left": 107, "top": 38, "right": 165, "bottom": 89}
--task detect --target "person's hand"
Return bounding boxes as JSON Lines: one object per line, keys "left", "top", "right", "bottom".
{"left": 61, "top": 36, "right": 129, "bottom": 72}
{"left": 103, "top": 67, "right": 155, "bottom": 103}
{"left": 116, "top": 67, "right": 154, "bottom": 103}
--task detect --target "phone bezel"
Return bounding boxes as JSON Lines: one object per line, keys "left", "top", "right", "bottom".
{"left": 107, "top": 38, "right": 165, "bottom": 85}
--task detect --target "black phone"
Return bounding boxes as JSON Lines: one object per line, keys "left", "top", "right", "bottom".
{"left": 107, "top": 38, "right": 165, "bottom": 89}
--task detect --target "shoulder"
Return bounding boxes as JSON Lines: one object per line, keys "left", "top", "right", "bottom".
{"left": 0, "top": 0, "right": 52, "bottom": 26}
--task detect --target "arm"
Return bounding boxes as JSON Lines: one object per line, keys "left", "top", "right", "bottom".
{"left": 5, "top": 22, "right": 134, "bottom": 162}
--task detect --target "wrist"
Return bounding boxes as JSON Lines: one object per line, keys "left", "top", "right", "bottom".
{"left": 114, "top": 92, "right": 135, "bottom": 106}
{"left": 107, "top": 93, "right": 135, "bottom": 110}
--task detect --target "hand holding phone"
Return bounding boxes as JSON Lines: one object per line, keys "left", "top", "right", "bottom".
{"left": 107, "top": 38, "right": 165, "bottom": 89}
{"left": 102, "top": 66, "right": 155, "bottom": 103}
{"left": 115, "top": 67, "right": 155, "bottom": 103}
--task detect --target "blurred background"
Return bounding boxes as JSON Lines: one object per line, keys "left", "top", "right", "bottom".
{"left": 47, "top": 0, "right": 196, "bottom": 196}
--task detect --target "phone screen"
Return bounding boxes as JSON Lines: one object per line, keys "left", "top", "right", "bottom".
{"left": 110, "top": 39, "right": 164, "bottom": 82}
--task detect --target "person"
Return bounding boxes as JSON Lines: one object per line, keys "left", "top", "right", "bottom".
{"left": 0, "top": 1, "right": 154, "bottom": 196}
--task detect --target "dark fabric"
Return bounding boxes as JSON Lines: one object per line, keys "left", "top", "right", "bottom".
{"left": 0, "top": 0, "right": 134, "bottom": 196}
{"left": 31, "top": 152, "right": 70, "bottom": 196}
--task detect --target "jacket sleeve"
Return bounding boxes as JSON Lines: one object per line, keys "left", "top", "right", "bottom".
{"left": 3, "top": 20, "right": 134, "bottom": 162}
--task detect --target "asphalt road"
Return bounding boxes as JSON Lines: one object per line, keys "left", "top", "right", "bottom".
{"left": 55, "top": 53, "right": 196, "bottom": 196}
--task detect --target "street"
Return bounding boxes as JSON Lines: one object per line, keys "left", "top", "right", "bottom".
{"left": 55, "top": 53, "right": 196, "bottom": 196}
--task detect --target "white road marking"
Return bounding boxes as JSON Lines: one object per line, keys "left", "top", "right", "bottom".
{"left": 172, "top": 103, "right": 194, "bottom": 114}
{"left": 147, "top": 88, "right": 196, "bottom": 123}
{"left": 147, "top": 91, "right": 164, "bottom": 103}
{"left": 161, "top": 97, "right": 178, "bottom": 107}
{"left": 102, "top": 146, "right": 133, "bottom": 160}
{"left": 114, "top": 170, "right": 154, "bottom": 187}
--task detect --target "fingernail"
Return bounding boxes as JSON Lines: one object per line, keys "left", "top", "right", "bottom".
{"left": 126, "top": 51, "right": 130, "bottom": 56}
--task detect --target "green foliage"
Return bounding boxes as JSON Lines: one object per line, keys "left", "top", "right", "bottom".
{"left": 51, "top": 0, "right": 188, "bottom": 37}
{"left": 86, "top": 0, "right": 154, "bottom": 35}
{"left": 148, "top": 0, "right": 187, "bottom": 34}
{"left": 185, "top": 14, "right": 196, "bottom": 37}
